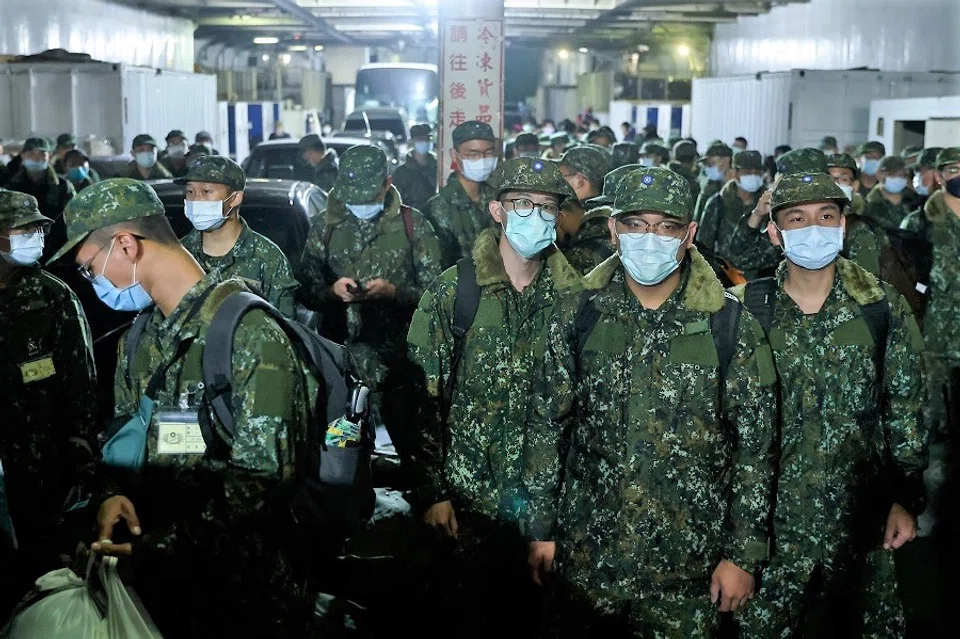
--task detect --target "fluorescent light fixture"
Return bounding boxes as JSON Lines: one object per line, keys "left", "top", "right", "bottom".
{"left": 558, "top": 49, "right": 569, "bottom": 59}
{"left": 314, "top": 45, "right": 325, "bottom": 52}
{"left": 254, "top": 37, "right": 279, "bottom": 44}
{"left": 333, "top": 23, "right": 424, "bottom": 32}
{"left": 676, "top": 44, "right": 690, "bottom": 57}
{"left": 288, "top": 45, "right": 308, "bottom": 52}
{"left": 578, "top": 47, "right": 588, "bottom": 54}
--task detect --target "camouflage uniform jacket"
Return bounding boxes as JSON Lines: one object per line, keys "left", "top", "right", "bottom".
{"left": 182, "top": 216, "right": 299, "bottom": 319}
{"left": 391, "top": 151, "right": 438, "bottom": 212}
{"left": 422, "top": 172, "right": 497, "bottom": 267}
{"left": 696, "top": 179, "right": 763, "bottom": 260}
{"left": 562, "top": 207, "right": 614, "bottom": 275}
{"left": 297, "top": 186, "right": 443, "bottom": 385}
{"left": 158, "top": 153, "right": 189, "bottom": 178}
{"left": 296, "top": 150, "right": 339, "bottom": 192}
{"left": 120, "top": 160, "right": 173, "bottom": 181}
{"left": 843, "top": 196, "right": 887, "bottom": 277}
{"left": 109, "top": 274, "right": 314, "bottom": 635}
{"left": 67, "top": 175, "right": 98, "bottom": 194}
{"left": 543, "top": 249, "right": 777, "bottom": 603}
{"left": 730, "top": 258, "right": 927, "bottom": 567}
{"left": 668, "top": 161, "right": 701, "bottom": 205}
{"left": 863, "top": 184, "right": 920, "bottom": 232}
{"left": 406, "top": 227, "right": 583, "bottom": 524}
{"left": 0, "top": 268, "right": 98, "bottom": 548}
{"left": 6, "top": 167, "right": 76, "bottom": 262}
{"left": 694, "top": 176, "right": 723, "bottom": 220}
{"left": 902, "top": 190, "right": 959, "bottom": 429}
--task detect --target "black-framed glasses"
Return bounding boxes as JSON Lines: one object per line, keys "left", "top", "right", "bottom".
{"left": 618, "top": 217, "right": 689, "bottom": 237}
{"left": 78, "top": 240, "right": 112, "bottom": 283}
{"left": 502, "top": 198, "right": 561, "bottom": 222}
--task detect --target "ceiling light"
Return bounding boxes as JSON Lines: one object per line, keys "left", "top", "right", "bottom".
{"left": 578, "top": 47, "right": 589, "bottom": 54}
{"left": 558, "top": 49, "right": 569, "bottom": 60}
{"left": 261, "top": 54, "right": 270, "bottom": 62}
{"left": 280, "top": 54, "right": 292, "bottom": 65}
{"left": 637, "top": 44, "right": 650, "bottom": 53}
{"left": 239, "top": 14, "right": 251, "bottom": 21}
{"left": 314, "top": 45, "right": 325, "bottom": 52}
{"left": 254, "top": 37, "right": 279, "bottom": 45}
{"left": 289, "top": 45, "right": 308, "bottom": 52}
{"left": 676, "top": 44, "right": 690, "bottom": 57}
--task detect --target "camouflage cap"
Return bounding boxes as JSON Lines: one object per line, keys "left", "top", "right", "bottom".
{"left": 22, "top": 137, "right": 52, "bottom": 153}
{"left": 497, "top": 157, "right": 576, "bottom": 202}
{"left": 776, "top": 148, "right": 827, "bottom": 176}
{"left": 549, "top": 132, "right": 570, "bottom": 145}
{"left": 640, "top": 142, "right": 670, "bottom": 158}
{"left": 910, "top": 147, "right": 944, "bottom": 169}
{"left": 196, "top": 131, "right": 214, "bottom": 143}
{"left": 298, "top": 134, "right": 325, "bottom": 151}
{"left": 672, "top": 140, "right": 698, "bottom": 163}
{"left": 935, "top": 147, "right": 960, "bottom": 169}
{"left": 132, "top": 134, "right": 157, "bottom": 149}
{"left": 705, "top": 140, "right": 732, "bottom": 158}
{"left": 585, "top": 163, "right": 641, "bottom": 207}
{"left": 56, "top": 133, "right": 77, "bottom": 148}
{"left": 734, "top": 150, "right": 763, "bottom": 171}
{"left": 174, "top": 155, "right": 246, "bottom": 191}
{"left": 187, "top": 144, "right": 211, "bottom": 158}
{"left": 826, "top": 153, "right": 859, "bottom": 176}
{"left": 878, "top": 155, "right": 906, "bottom": 173}
{"left": 560, "top": 146, "right": 611, "bottom": 184}
{"left": 819, "top": 136, "right": 838, "bottom": 150}
{"left": 410, "top": 124, "right": 432, "bottom": 139}
{"left": 771, "top": 172, "right": 849, "bottom": 215}
{"left": 589, "top": 126, "right": 617, "bottom": 144}
{"left": 514, "top": 132, "right": 540, "bottom": 148}
{"left": 0, "top": 190, "right": 51, "bottom": 230}
{"left": 856, "top": 141, "right": 886, "bottom": 156}
{"left": 613, "top": 167, "right": 692, "bottom": 219}
{"left": 667, "top": 135, "right": 682, "bottom": 149}
{"left": 48, "top": 178, "right": 165, "bottom": 264}
{"left": 165, "top": 129, "right": 186, "bottom": 141}
{"left": 899, "top": 145, "right": 922, "bottom": 160}
{"left": 331, "top": 145, "right": 389, "bottom": 204}
{"left": 611, "top": 142, "right": 640, "bottom": 167}
{"left": 452, "top": 121, "right": 496, "bottom": 147}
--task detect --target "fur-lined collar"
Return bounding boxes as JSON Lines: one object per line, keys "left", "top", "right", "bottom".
{"left": 836, "top": 256, "right": 885, "bottom": 306}
{"left": 472, "top": 227, "right": 582, "bottom": 291}
{"left": 324, "top": 184, "right": 402, "bottom": 226}
{"left": 924, "top": 190, "right": 950, "bottom": 224}
{"left": 583, "top": 246, "right": 725, "bottom": 313}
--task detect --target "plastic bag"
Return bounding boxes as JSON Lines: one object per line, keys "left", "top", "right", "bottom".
{"left": 3, "top": 556, "right": 162, "bottom": 638}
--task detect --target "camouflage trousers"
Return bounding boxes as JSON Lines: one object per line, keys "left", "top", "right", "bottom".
{"left": 738, "top": 548, "right": 904, "bottom": 639}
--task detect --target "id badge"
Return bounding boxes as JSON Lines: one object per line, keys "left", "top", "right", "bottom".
{"left": 20, "top": 355, "right": 56, "bottom": 384}
{"left": 156, "top": 411, "right": 207, "bottom": 455}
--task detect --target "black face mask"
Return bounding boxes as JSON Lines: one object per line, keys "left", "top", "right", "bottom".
{"left": 945, "top": 175, "right": 960, "bottom": 199}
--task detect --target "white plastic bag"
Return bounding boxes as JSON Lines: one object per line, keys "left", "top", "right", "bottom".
{"left": 4, "top": 556, "right": 162, "bottom": 638}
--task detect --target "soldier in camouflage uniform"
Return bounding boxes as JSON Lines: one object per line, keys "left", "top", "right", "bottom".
{"left": 423, "top": 121, "right": 500, "bottom": 267}
{"left": 543, "top": 132, "right": 571, "bottom": 160}
{"left": 177, "top": 155, "right": 299, "bottom": 319}
{"left": 48, "top": 178, "right": 318, "bottom": 637}
{"left": 696, "top": 149, "right": 765, "bottom": 261}
{"left": 669, "top": 139, "right": 701, "bottom": 205}
{"left": 407, "top": 157, "right": 581, "bottom": 637}
{"left": 908, "top": 147, "right": 944, "bottom": 212}
{"left": 694, "top": 140, "right": 734, "bottom": 220}
{"left": 863, "top": 156, "right": 920, "bottom": 232}
{"left": 53, "top": 134, "right": 101, "bottom": 183}
{"left": 122, "top": 134, "right": 173, "bottom": 181}
{"left": 556, "top": 146, "right": 612, "bottom": 273}
{"left": 295, "top": 134, "right": 339, "bottom": 192}
{"left": 63, "top": 149, "right": 100, "bottom": 193}
{"left": 611, "top": 141, "right": 640, "bottom": 169}
{"left": 513, "top": 132, "right": 542, "bottom": 158}
{"left": 0, "top": 190, "right": 98, "bottom": 616}
{"left": 158, "top": 129, "right": 190, "bottom": 178}
{"left": 640, "top": 141, "right": 670, "bottom": 168}
{"left": 856, "top": 141, "right": 886, "bottom": 198}
{"left": 391, "top": 124, "right": 438, "bottom": 211}
{"left": 736, "top": 173, "right": 927, "bottom": 638}
{"left": 534, "top": 167, "right": 778, "bottom": 637}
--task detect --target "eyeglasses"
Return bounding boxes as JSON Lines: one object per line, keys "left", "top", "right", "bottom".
{"left": 78, "top": 240, "right": 113, "bottom": 283}
{"left": 942, "top": 166, "right": 960, "bottom": 177}
{"left": 502, "top": 198, "right": 561, "bottom": 222}
{"left": 458, "top": 149, "right": 497, "bottom": 161}
{"left": 1, "top": 224, "right": 46, "bottom": 239}
{"left": 618, "top": 217, "right": 689, "bottom": 237}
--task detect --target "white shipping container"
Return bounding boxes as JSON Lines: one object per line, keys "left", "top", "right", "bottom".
{"left": 691, "top": 70, "right": 960, "bottom": 158}
{"left": 0, "top": 62, "right": 218, "bottom": 155}
{"left": 868, "top": 95, "right": 960, "bottom": 152}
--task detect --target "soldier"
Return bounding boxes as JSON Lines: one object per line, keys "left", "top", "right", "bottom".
{"left": 297, "top": 134, "right": 339, "bottom": 192}
{"left": 824, "top": 152, "right": 888, "bottom": 277}
{"left": 863, "top": 156, "right": 920, "bottom": 231}
{"left": 0, "top": 190, "right": 98, "bottom": 616}
{"left": 696, "top": 149, "right": 765, "bottom": 261}
{"left": 735, "top": 172, "right": 927, "bottom": 638}
{"left": 423, "top": 121, "right": 499, "bottom": 267}
{"left": 534, "top": 167, "right": 777, "bottom": 637}
{"left": 51, "top": 134, "right": 77, "bottom": 175}
{"left": 587, "top": 126, "right": 617, "bottom": 149}
{"left": 513, "top": 132, "right": 542, "bottom": 158}
{"left": 121, "top": 134, "right": 173, "bottom": 181}
{"left": 819, "top": 136, "right": 840, "bottom": 155}
{"left": 407, "top": 157, "right": 581, "bottom": 636}
{"left": 195, "top": 130, "right": 220, "bottom": 155}
{"left": 5, "top": 137, "right": 76, "bottom": 263}
{"left": 639, "top": 141, "right": 670, "bottom": 168}
{"left": 391, "top": 124, "right": 438, "bottom": 211}
{"left": 158, "top": 129, "right": 190, "bottom": 178}
{"left": 63, "top": 149, "right": 99, "bottom": 193}
{"left": 49, "top": 178, "right": 317, "bottom": 636}
{"left": 297, "top": 145, "right": 442, "bottom": 466}
{"left": 556, "top": 146, "right": 613, "bottom": 273}
{"left": 178, "top": 155, "right": 299, "bottom": 319}
{"left": 610, "top": 142, "right": 640, "bottom": 169}
{"left": 669, "top": 139, "right": 701, "bottom": 204}
{"left": 900, "top": 145, "right": 923, "bottom": 174}
{"left": 856, "top": 141, "right": 886, "bottom": 197}
{"left": 909, "top": 147, "right": 944, "bottom": 210}
{"left": 543, "top": 132, "right": 571, "bottom": 160}
{"left": 694, "top": 140, "right": 734, "bottom": 219}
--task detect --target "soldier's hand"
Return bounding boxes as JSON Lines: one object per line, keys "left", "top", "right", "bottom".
{"left": 423, "top": 500, "right": 459, "bottom": 538}
{"left": 363, "top": 278, "right": 397, "bottom": 300}
{"left": 528, "top": 541, "right": 556, "bottom": 587}
{"left": 332, "top": 277, "right": 361, "bottom": 303}
{"left": 884, "top": 503, "right": 917, "bottom": 550}
{"left": 747, "top": 190, "right": 772, "bottom": 229}
{"left": 91, "top": 496, "right": 141, "bottom": 557}
{"left": 710, "top": 559, "right": 755, "bottom": 612}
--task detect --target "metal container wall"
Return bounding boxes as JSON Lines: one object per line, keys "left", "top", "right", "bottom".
{"left": 121, "top": 66, "right": 218, "bottom": 153}
{"left": 691, "top": 73, "right": 792, "bottom": 157}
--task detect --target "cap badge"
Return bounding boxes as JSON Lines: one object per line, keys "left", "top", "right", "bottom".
{"left": 642, "top": 175, "right": 654, "bottom": 185}
{"left": 532, "top": 161, "right": 544, "bottom": 173}
{"left": 802, "top": 175, "right": 814, "bottom": 183}
{"left": 348, "top": 171, "right": 356, "bottom": 179}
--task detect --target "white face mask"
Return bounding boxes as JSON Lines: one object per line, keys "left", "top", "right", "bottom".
{"left": 779, "top": 224, "right": 844, "bottom": 271}
{"left": 618, "top": 231, "right": 686, "bottom": 286}
{"left": 838, "top": 183, "right": 854, "bottom": 201}
{"left": 738, "top": 174, "right": 764, "bottom": 193}
{"left": 460, "top": 157, "right": 498, "bottom": 183}
{"left": 346, "top": 201, "right": 384, "bottom": 220}
{"left": 913, "top": 173, "right": 929, "bottom": 196}
{"left": 1, "top": 230, "right": 45, "bottom": 266}
{"left": 184, "top": 193, "right": 236, "bottom": 232}
{"left": 135, "top": 150, "right": 157, "bottom": 169}
{"left": 167, "top": 144, "right": 187, "bottom": 159}
{"left": 542, "top": 126, "right": 555, "bottom": 136}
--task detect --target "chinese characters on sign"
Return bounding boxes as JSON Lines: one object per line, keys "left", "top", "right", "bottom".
{"left": 438, "top": 18, "right": 504, "bottom": 188}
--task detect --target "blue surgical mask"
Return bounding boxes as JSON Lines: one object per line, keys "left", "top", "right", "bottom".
{"left": 346, "top": 201, "right": 384, "bottom": 220}
{"left": 884, "top": 176, "right": 907, "bottom": 194}
{"left": 502, "top": 207, "right": 556, "bottom": 260}
{"left": 861, "top": 158, "right": 880, "bottom": 177}
{"left": 23, "top": 159, "right": 48, "bottom": 172}
{"left": 90, "top": 239, "right": 154, "bottom": 311}
{"left": 704, "top": 165, "right": 724, "bottom": 182}
{"left": 135, "top": 151, "right": 157, "bottom": 169}
{"left": 1, "top": 231, "right": 44, "bottom": 266}
{"left": 461, "top": 157, "right": 498, "bottom": 183}
{"left": 738, "top": 174, "right": 764, "bottom": 193}
{"left": 913, "top": 174, "right": 929, "bottom": 197}
{"left": 618, "top": 231, "right": 685, "bottom": 285}
{"left": 639, "top": 157, "right": 655, "bottom": 168}
{"left": 68, "top": 166, "right": 89, "bottom": 181}
{"left": 184, "top": 194, "right": 236, "bottom": 232}
{"left": 838, "top": 184, "right": 854, "bottom": 201}
{"left": 778, "top": 224, "right": 844, "bottom": 270}
{"left": 414, "top": 141, "right": 431, "bottom": 155}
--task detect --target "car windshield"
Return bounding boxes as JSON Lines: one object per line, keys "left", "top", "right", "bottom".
{"left": 244, "top": 143, "right": 369, "bottom": 179}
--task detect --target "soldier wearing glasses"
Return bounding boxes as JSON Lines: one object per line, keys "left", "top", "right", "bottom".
{"left": 407, "top": 156, "right": 582, "bottom": 637}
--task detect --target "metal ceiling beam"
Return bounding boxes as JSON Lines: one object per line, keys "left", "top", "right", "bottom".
{"left": 271, "top": 0, "right": 354, "bottom": 44}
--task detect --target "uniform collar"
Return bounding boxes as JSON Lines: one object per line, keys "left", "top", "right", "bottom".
{"left": 324, "top": 185, "right": 402, "bottom": 227}
{"left": 471, "top": 226, "right": 582, "bottom": 292}
{"left": 774, "top": 256, "right": 885, "bottom": 307}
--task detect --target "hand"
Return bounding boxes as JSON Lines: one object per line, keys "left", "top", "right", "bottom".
{"left": 747, "top": 190, "right": 772, "bottom": 229}
{"left": 364, "top": 278, "right": 397, "bottom": 300}
{"left": 423, "top": 500, "right": 459, "bottom": 538}
{"left": 710, "top": 559, "right": 755, "bottom": 612}
{"left": 91, "top": 496, "right": 141, "bottom": 557}
{"left": 884, "top": 503, "right": 917, "bottom": 550}
{"left": 332, "top": 277, "right": 360, "bottom": 303}
{"left": 528, "top": 541, "right": 556, "bottom": 586}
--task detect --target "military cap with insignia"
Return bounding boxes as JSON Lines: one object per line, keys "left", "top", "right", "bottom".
{"left": 614, "top": 167, "right": 692, "bottom": 220}
{"left": 935, "top": 147, "right": 960, "bottom": 169}
{"left": 452, "top": 121, "right": 497, "bottom": 147}
{"left": 22, "top": 137, "right": 52, "bottom": 153}
{"left": 777, "top": 148, "right": 828, "bottom": 176}
{"left": 560, "top": 146, "right": 612, "bottom": 184}
{"left": 497, "top": 157, "right": 576, "bottom": 202}
{"left": 174, "top": 155, "right": 246, "bottom": 191}
{"left": 331, "top": 145, "right": 389, "bottom": 204}
{"left": 909, "top": 147, "right": 944, "bottom": 170}
{"left": 585, "top": 163, "right": 642, "bottom": 208}
{"left": 0, "top": 190, "right": 52, "bottom": 231}
{"left": 770, "top": 172, "right": 849, "bottom": 216}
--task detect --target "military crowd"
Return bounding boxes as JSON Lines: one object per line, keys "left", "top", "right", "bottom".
{"left": 0, "top": 114, "right": 957, "bottom": 639}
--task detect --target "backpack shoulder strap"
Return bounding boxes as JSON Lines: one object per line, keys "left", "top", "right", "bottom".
{"left": 710, "top": 291, "right": 743, "bottom": 381}
{"left": 444, "top": 257, "right": 481, "bottom": 403}
{"left": 574, "top": 289, "right": 601, "bottom": 354}
{"left": 123, "top": 312, "right": 153, "bottom": 386}
{"left": 400, "top": 205, "right": 416, "bottom": 246}
{"left": 742, "top": 277, "right": 778, "bottom": 337}
{"left": 861, "top": 296, "right": 890, "bottom": 367}
{"left": 322, "top": 224, "right": 335, "bottom": 251}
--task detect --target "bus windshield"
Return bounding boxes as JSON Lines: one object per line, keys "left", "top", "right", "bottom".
{"left": 355, "top": 66, "right": 439, "bottom": 126}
